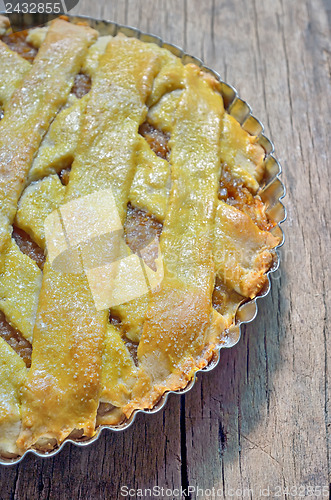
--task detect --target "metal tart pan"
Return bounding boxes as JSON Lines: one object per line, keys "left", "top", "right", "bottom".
{"left": 0, "top": 13, "right": 286, "bottom": 465}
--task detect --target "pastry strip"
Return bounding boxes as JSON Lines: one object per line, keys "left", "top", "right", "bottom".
{"left": 0, "top": 41, "right": 30, "bottom": 107}
{"left": 220, "top": 113, "right": 265, "bottom": 192}
{"left": 0, "top": 240, "right": 42, "bottom": 343}
{"left": 126, "top": 65, "right": 225, "bottom": 413}
{"left": 15, "top": 175, "right": 65, "bottom": 250}
{"left": 0, "top": 16, "right": 10, "bottom": 36}
{"left": 27, "top": 36, "right": 113, "bottom": 183}
{"left": 100, "top": 324, "right": 137, "bottom": 408}
{"left": 18, "top": 36, "right": 162, "bottom": 447}
{"left": 129, "top": 136, "right": 170, "bottom": 222}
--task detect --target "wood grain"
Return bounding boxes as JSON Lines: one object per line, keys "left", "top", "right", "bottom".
{"left": 0, "top": 0, "right": 330, "bottom": 498}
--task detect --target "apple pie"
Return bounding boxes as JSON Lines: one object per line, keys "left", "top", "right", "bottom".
{"left": 0, "top": 16, "right": 281, "bottom": 457}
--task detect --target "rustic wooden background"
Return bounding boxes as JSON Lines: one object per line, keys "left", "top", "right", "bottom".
{"left": 1, "top": 0, "right": 330, "bottom": 498}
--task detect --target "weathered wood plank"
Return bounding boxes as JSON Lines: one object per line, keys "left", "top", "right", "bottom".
{"left": 0, "top": 1, "right": 329, "bottom": 499}
{"left": 183, "top": 0, "right": 331, "bottom": 497}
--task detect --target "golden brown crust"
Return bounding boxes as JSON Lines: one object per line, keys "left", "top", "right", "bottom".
{"left": 17, "top": 261, "right": 108, "bottom": 450}
{"left": 18, "top": 34, "right": 163, "bottom": 451}
{"left": 0, "top": 39, "right": 30, "bottom": 106}
{"left": 0, "top": 20, "right": 280, "bottom": 455}
{"left": 214, "top": 201, "right": 279, "bottom": 298}
{"left": 126, "top": 65, "right": 224, "bottom": 411}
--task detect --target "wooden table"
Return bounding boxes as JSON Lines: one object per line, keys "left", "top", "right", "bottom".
{"left": 1, "top": 0, "right": 330, "bottom": 498}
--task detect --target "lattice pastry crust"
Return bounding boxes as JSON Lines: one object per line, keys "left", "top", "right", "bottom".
{"left": 0, "top": 18, "right": 279, "bottom": 456}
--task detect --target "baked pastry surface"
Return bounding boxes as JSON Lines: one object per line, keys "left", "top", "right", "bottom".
{"left": 0, "top": 17, "right": 280, "bottom": 456}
